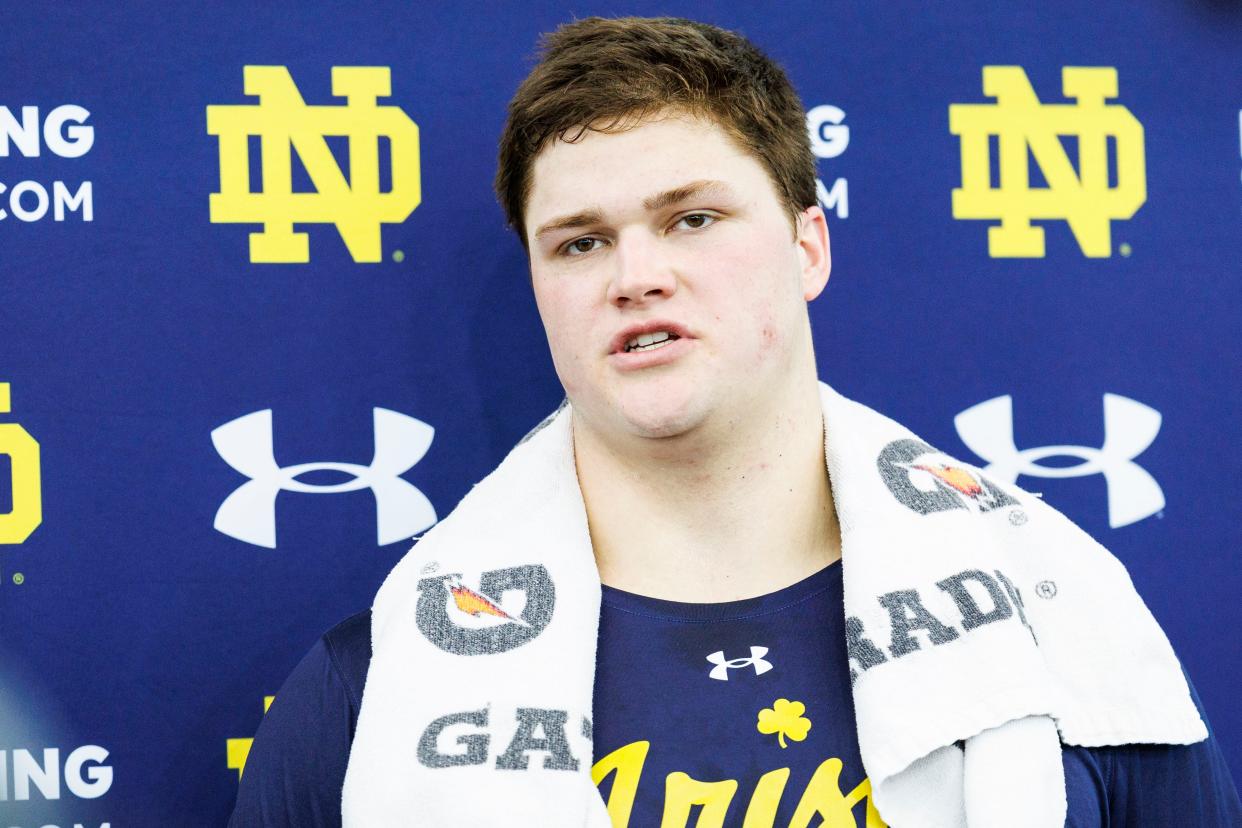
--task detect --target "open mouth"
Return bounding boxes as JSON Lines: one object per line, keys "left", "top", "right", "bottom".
{"left": 624, "top": 331, "right": 681, "bottom": 353}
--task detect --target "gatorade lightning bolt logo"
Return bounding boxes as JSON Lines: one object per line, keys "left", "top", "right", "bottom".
{"left": 206, "top": 66, "right": 421, "bottom": 263}
{"left": 416, "top": 564, "right": 554, "bottom": 655}
{"left": 911, "top": 463, "right": 984, "bottom": 498}
{"left": 449, "top": 576, "right": 529, "bottom": 626}
{"left": 949, "top": 66, "right": 1145, "bottom": 258}
{"left": 0, "top": 383, "right": 42, "bottom": 544}
{"left": 878, "top": 438, "right": 1019, "bottom": 516}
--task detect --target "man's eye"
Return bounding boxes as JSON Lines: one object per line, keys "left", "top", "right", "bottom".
{"left": 563, "top": 237, "right": 604, "bottom": 256}
{"left": 675, "top": 213, "right": 716, "bottom": 231}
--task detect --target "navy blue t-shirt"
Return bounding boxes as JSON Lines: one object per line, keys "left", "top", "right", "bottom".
{"left": 229, "top": 561, "right": 1241, "bottom": 826}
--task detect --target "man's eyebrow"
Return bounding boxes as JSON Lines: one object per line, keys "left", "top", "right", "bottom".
{"left": 642, "top": 179, "right": 734, "bottom": 211}
{"left": 533, "top": 209, "right": 605, "bottom": 241}
{"left": 532, "top": 180, "right": 734, "bottom": 242}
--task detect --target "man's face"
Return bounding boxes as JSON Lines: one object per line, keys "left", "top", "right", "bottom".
{"left": 524, "top": 111, "right": 829, "bottom": 442}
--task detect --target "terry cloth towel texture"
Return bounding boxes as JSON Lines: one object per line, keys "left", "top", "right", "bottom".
{"left": 342, "top": 381, "right": 1206, "bottom": 827}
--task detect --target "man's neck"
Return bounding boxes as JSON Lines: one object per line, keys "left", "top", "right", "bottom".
{"left": 572, "top": 377, "right": 840, "bottom": 603}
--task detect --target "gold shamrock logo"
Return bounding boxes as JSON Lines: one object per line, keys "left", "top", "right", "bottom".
{"left": 757, "top": 698, "right": 811, "bottom": 748}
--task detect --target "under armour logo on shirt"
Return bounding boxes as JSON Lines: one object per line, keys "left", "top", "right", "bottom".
{"left": 706, "top": 646, "right": 774, "bottom": 681}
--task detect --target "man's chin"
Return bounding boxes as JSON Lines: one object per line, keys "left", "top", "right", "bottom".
{"left": 622, "top": 416, "right": 697, "bottom": 440}
{"left": 571, "top": 384, "right": 714, "bottom": 443}
{"left": 612, "top": 395, "right": 708, "bottom": 441}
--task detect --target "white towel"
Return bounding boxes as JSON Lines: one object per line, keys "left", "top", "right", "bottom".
{"left": 342, "top": 381, "right": 1206, "bottom": 827}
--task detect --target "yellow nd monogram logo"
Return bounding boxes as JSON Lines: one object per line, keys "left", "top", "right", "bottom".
{"left": 0, "top": 383, "right": 42, "bottom": 545}
{"left": 949, "top": 67, "right": 1145, "bottom": 258}
{"left": 207, "top": 66, "right": 420, "bottom": 263}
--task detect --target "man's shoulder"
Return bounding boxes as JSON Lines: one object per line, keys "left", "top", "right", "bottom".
{"left": 320, "top": 609, "right": 372, "bottom": 707}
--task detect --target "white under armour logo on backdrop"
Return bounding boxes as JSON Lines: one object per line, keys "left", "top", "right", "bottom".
{"left": 706, "top": 646, "right": 774, "bottom": 681}
{"left": 954, "top": 393, "right": 1164, "bottom": 528}
{"left": 212, "top": 407, "right": 437, "bottom": 548}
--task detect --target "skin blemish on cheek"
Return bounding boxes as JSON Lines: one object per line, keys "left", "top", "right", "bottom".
{"left": 754, "top": 308, "right": 780, "bottom": 351}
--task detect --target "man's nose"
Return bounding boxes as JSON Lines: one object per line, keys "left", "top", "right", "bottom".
{"left": 606, "top": 232, "right": 678, "bottom": 308}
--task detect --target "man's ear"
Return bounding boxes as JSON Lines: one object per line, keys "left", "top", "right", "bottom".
{"left": 796, "top": 205, "right": 831, "bottom": 301}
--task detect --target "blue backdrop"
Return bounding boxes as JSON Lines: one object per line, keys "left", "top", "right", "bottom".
{"left": 1, "top": 2, "right": 1239, "bottom": 825}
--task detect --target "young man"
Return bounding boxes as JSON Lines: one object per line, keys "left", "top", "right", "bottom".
{"left": 231, "top": 17, "right": 1241, "bottom": 827}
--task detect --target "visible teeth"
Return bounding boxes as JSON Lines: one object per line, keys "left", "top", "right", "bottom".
{"left": 625, "top": 331, "right": 676, "bottom": 352}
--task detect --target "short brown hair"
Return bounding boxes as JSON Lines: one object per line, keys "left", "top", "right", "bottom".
{"left": 495, "top": 16, "right": 817, "bottom": 245}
